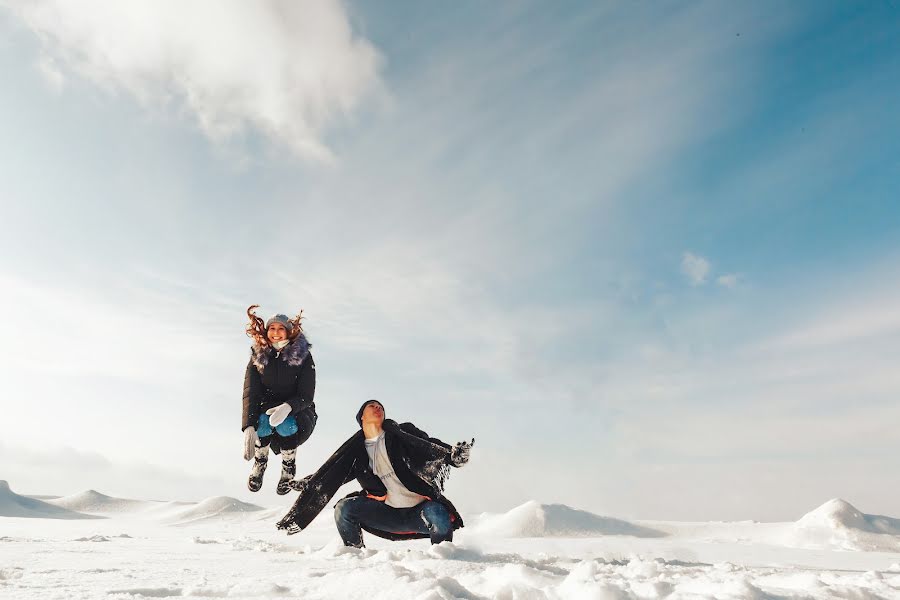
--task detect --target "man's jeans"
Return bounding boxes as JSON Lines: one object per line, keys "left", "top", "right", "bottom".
{"left": 334, "top": 496, "right": 452, "bottom": 547}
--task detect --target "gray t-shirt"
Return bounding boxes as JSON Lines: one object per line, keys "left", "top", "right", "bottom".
{"left": 364, "top": 432, "right": 426, "bottom": 509}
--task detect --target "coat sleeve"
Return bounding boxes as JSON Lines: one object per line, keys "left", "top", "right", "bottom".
{"left": 342, "top": 457, "right": 360, "bottom": 485}
{"left": 242, "top": 361, "right": 263, "bottom": 431}
{"left": 287, "top": 353, "right": 316, "bottom": 414}
{"left": 398, "top": 422, "right": 452, "bottom": 451}
{"left": 276, "top": 434, "right": 360, "bottom": 532}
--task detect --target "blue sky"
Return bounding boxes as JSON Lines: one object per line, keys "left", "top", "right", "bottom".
{"left": 0, "top": 1, "right": 898, "bottom": 521}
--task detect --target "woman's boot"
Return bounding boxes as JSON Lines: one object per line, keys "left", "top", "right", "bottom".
{"left": 276, "top": 448, "right": 297, "bottom": 495}
{"left": 248, "top": 444, "right": 269, "bottom": 492}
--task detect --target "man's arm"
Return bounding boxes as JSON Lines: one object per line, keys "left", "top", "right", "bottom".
{"left": 398, "top": 422, "right": 473, "bottom": 467}
{"left": 398, "top": 422, "right": 452, "bottom": 450}
{"left": 276, "top": 433, "right": 361, "bottom": 533}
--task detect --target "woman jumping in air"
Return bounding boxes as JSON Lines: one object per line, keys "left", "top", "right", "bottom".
{"left": 242, "top": 305, "right": 317, "bottom": 494}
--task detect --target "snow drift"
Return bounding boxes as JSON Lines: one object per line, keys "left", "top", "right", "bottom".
{"left": 164, "top": 496, "right": 265, "bottom": 523}
{"left": 471, "top": 500, "right": 666, "bottom": 538}
{"left": 0, "top": 480, "right": 98, "bottom": 520}
{"left": 47, "top": 490, "right": 153, "bottom": 514}
{"left": 4, "top": 481, "right": 900, "bottom": 598}
{"left": 790, "top": 498, "right": 900, "bottom": 551}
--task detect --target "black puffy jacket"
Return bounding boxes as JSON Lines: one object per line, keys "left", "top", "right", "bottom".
{"left": 242, "top": 334, "right": 316, "bottom": 431}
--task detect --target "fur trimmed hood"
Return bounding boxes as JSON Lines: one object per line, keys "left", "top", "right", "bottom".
{"left": 250, "top": 334, "right": 311, "bottom": 374}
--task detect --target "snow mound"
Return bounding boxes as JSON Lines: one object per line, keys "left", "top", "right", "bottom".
{"left": 164, "top": 496, "right": 265, "bottom": 523}
{"left": 140, "top": 500, "right": 194, "bottom": 517}
{"left": 254, "top": 506, "right": 288, "bottom": 521}
{"left": 48, "top": 490, "right": 153, "bottom": 514}
{"left": 470, "top": 501, "right": 666, "bottom": 538}
{"left": 797, "top": 499, "right": 900, "bottom": 535}
{"left": 791, "top": 499, "right": 900, "bottom": 551}
{"left": 0, "top": 480, "right": 99, "bottom": 520}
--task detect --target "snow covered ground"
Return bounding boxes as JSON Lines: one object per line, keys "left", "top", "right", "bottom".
{"left": 2, "top": 481, "right": 899, "bottom": 599}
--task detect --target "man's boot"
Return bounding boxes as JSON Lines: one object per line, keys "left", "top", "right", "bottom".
{"left": 276, "top": 448, "right": 297, "bottom": 495}
{"left": 248, "top": 444, "right": 269, "bottom": 492}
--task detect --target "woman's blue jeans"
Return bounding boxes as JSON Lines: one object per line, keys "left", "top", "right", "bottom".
{"left": 334, "top": 496, "right": 452, "bottom": 547}
{"left": 256, "top": 413, "right": 299, "bottom": 437}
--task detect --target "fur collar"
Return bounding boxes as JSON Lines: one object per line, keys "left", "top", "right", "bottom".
{"left": 250, "top": 334, "right": 311, "bottom": 373}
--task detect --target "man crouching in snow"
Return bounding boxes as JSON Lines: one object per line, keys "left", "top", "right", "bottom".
{"left": 276, "top": 399, "right": 473, "bottom": 547}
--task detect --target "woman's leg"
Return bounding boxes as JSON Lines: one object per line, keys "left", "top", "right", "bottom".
{"left": 270, "top": 416, "right": 298, "bottom": 495}
{"left": 293, "top": 410, "right": 318, "bottom": 447}
{"left": 273, "top": 412, "right": 317, "bottom": 494}
{"left": 275, "top": 447, "right": 296, "bottom": 495}
{"left": 248, "top": 414, "right": 273, "bottom": 492}
{"left": 248, "top": 439, "right": 270, "bottom": 492}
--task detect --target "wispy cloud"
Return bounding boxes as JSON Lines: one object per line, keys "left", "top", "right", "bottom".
{"left": 0, "top": 442, "right": 230, "bottom": 501}
{"left": 36, "top": 54, "right": 64, "bottom": 92}
{"left": 717, "top": 273, "right": 739, "bottom": 289}
{"left": 757, "top": 279, "right": 900, "bottom": 352}
{"left": 681, "top": 252, "right": 711, "bottom": 285}
{"left": 2, "top": 0, "right": 383, "bottom": 162}
{"left": 2, "top": 1, "right": 896, "bottom": 521}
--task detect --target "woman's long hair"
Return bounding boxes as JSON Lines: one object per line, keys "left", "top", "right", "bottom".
{"left": 246, "top": 305, "right": 304, "bottom": 347}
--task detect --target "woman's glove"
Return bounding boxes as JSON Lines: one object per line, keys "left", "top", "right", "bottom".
{"left": 266, "top": 402, "right": 292, "bottom": 427}
{"left": 243, "top": 427, "right": 259, "bottom": 461}
{"left": 450, "top": 438, "right": 474, "bottom": 467}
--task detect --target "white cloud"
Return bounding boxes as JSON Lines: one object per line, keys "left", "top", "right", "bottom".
{"left": 717, "top": 273, "right": 739, "bottom": 289}
{"left": 681, "top": 251, "right": 710, "bottom": 285}
{"left": 5, "top": 2, "right": 893, "bottom": 521}
{"left": 36, "top": 54, "right": 64, "bottom": 92}
{"left": 0, "top": 442, "right": 230, "bottom": 501}
{"left": 3, "top": 0, "right": 382, "bottom": 162}
{"left": 758, "top": 286, "right": 900, "bottom": 351}
{"left": 0, "top": 273, "right": 236, "bottom": 383}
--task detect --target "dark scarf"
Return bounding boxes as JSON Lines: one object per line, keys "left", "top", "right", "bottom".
{"left": 276, "top": 420, "right": 455, "bottom": 532}
{"left": 250, "top": 334, "right": 310, "bottom": 374}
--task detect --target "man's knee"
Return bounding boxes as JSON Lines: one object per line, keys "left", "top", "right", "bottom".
{"left": 421, "top": 501, "right": 451, "bottom": 532}
{"left": 334, "top": 498, "right": 357, "bottom": 522}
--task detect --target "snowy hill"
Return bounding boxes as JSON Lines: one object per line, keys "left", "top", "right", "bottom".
{"left": 3, "top": 485, "right": 900, "bottom": 599}
{"left": 47, "top": 490, "right": 154, "bottom": 514}
{"left": 471, "top": 500, "right": 666, "bottom": 538}
{"left": 0, "top": 481, "right": 98, "bottom": 520}
{"left": 141, "top": 500, "right": 195, "bottom": 517}
{"left": 790, "top": 498, "right": 900, "bottom": 551}
{"left": 164, "top": 496, "right": 265, "bottom": 523}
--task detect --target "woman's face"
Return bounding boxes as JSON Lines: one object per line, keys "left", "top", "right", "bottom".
{"left": 267, "top": 323, "right": 288, "bottom": 344}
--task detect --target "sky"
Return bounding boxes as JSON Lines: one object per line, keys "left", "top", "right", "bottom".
{"left": 0, "top": 0, "right": 898, "bottom": 522}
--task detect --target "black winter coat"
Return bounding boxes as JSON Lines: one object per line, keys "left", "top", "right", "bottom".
{"left": 242, "top": 334, "right": 316, "bottom": 431}
{"left": 276, "top": 419, "right": 464, "bottom": 541}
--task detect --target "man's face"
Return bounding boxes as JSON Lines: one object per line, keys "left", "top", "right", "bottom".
{"left": 361, "top": 401, "right": 384, "bottom": 426}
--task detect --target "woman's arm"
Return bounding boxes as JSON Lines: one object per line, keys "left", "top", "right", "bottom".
{"left": 242, "top": 361, "right": 263, "bottom": 430}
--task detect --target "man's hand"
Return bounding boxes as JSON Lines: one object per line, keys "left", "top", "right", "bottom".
{"left": 266, "top": 403, "right": 292, "bottom": 427}
{"left": 450, "top": 438, "right": 474, "bottom": 467}
{"left": 290, "top": 474, "right": 314, "bottom": 493}
{"left": 243, "top": 427, "right": 259, "bottom": 461}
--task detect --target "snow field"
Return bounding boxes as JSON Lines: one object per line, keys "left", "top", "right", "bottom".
{"left": 2, "top": 482, "right": 900, "bottom": 599}
{"left": 3, "top": 525, "right": 899, "bottom": 599}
